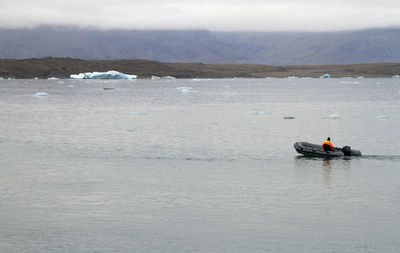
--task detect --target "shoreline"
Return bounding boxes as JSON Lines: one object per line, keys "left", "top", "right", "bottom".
{"left": 1, "top": 57, "right": 400, "bottom": 79}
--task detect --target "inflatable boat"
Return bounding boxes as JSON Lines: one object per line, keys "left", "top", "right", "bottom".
{"left": 294, "top": 142, "right": 361, "bottom": 158}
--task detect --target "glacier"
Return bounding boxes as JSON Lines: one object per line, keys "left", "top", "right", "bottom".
{"left": 70, "top": 70, "right": 137, "bottom": 80}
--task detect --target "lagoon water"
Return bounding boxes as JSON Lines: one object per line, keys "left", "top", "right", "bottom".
{"left": 1, "top": 78, "right": 400, "bottom": 252}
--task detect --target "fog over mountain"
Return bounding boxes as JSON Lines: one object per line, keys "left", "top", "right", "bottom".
{"left": 2, "top": 0, "right": 400, "bottom": 31}
{"left": 1, "top": 26, "right": 400, "bottom": 65}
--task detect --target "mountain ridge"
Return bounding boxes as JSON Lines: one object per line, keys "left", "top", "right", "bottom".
{"left": 1, "top": 26, "right": 400, "bottom": 65}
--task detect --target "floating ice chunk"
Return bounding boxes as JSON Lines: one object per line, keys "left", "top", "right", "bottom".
{"left": 324, "top": 114, "right": 339, "bottom": 119}
{"left": 191, "top": 78, "right": 212, "bottom": 82}
{"left": 320, "top": 73, "right": 331, "bottom": 78}
{"left": 340, "top": 81, "right": 360, "bottom": 84}
{"left": 34, "top": 92, "right": 48, "bottom": 97}
{"left": 176, "top": 87, "right": 194, "bottom": 94}
{"left": 70, "top": 70, "right": 137, "bottom": 80}
{"left": 246, "top": 109, "right": 272, "bottom": 115}
{"left": 288, "top": 76, "right": 297, "bottom": 79}
{"left": 151, "top": 76, "right": 161, "bottom": 80}
{"left": 48, "top": 77, "right": 59, "bottom": 80}
{"left": 162, "top": 76, "right": 176, "bottom": 79}
{"left": 356, "top": 76, "right": 364, "bottom": 79}
{"left": 126, "top": 112, "right": 146, "bottom": 116}
{"left": 392, "top": 75, "right": 400, "bottom": 78}
{"left": 70, "top": 73, "right": 86, "bottom": 79}
{"left": 283, "top": 116, "right": 295, "bottom": 119}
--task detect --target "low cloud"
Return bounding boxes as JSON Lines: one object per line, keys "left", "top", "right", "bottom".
{"left": 1, "top": 0, "right": 400, "bottom": 31}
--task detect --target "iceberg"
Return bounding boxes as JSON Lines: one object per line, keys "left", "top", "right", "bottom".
{"left": 323, "top": 114, "right": 339, "bottom": 119}
{"left": 162, "top": 76, "right": 176, "bottom": 79}
{"left": 176, "top": 87, "right": 194, "bottom": 94}
{"left": 34, "top": 92, "right": 48, "bottom": 97}
{"left": 70, "top": 70, "right": 137, "bottom": 80}
{"left": 320, "top": 74, "right": 331, "bottom": 78}
{"left": 246, "top": 109, "right": 272, "bottom": 115}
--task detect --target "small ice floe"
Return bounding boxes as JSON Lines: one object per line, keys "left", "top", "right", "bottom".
{"left": 34, "top": 92, "right": 48, "bottom": 97}
{"left": 70, "top": 70, "right": 137, "bottom": 80}
{"left": 392, "top": 75, "right": 400, "bottom": 78}
{"left": 246, "top": 109, "right": 272, "bottom": 115}
{"left": 163, "top": 76, "right": 176, "bottom": 79}
{"left": 176, "top": 87, "right": 194, "bottom": 94}
{"left": 323, "top": 114, "right": 339, "bottom": 119}
{"left": 48, "top": 77, "right": 59, "bottom": 80}
{"left": 320, "top": 73, "right": 331, "bottom": 78}
{"left": 340, "top": 81, "right": 360, "bottom": 84}
{"left": 151, "top": 76, "right": 161, "bottom": 80}
{"left": 126, "top": 112, "right": 147, "bottom": 116}
{"left": 283, "top": 116, "right": 295, "bottom": 119}
{"left": 288, "top": 76, "right": 297, "bottom": 79}
{"left": 356, "top": 76, "right": 364, "bottom": 79}
{"left": 33, "top": 77, "right": 39, "bottom": 80}
{"left": 192, "top": 78, "right": 212, "bottom": 82}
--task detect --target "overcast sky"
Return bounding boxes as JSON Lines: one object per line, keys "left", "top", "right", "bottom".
{"left": 0, "top": 0, "right": 399, "bottom": 31}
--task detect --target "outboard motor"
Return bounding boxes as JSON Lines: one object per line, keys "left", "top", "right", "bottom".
{"left": 342, "top": 146, "right": 352, "bottom": 156}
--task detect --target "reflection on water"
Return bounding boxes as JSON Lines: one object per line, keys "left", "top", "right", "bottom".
{"left": 294, "top": 156, "right": 352, "bottom": 189}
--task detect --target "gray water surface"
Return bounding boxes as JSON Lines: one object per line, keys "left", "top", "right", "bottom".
{"left": 1, "top": 78, "right": 400, "bottom": 252}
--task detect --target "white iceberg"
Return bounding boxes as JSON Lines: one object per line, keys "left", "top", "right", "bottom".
{"left": 323, "top": 114, "right": 339, "bottom": 119}
{"left": 34, "top": 92, "right": 48, "bottom": 97}
{"left": 246, "top": 109, "right": 272, "bottom": 115}
{"left": 70, "top": 70, "right": 137, "bottom": 80}
{"left": 176, "top": 87, "right": 194, "bottom": 94}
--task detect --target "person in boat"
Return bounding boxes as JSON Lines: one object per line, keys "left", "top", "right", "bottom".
{"left": 322, "top": 137, "right": 335, "bottom": 151}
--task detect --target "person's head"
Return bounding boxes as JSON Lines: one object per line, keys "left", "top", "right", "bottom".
{"left": 327, "top": 137, "right": 331, "bottom": 141}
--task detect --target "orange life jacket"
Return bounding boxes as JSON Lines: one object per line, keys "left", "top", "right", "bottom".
{"left": 322, "top": 141, "right": 334, "bottom": 149}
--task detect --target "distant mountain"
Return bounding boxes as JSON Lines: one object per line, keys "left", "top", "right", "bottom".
{"left": 1, "top": 26, "right": 400, "bottom": 65}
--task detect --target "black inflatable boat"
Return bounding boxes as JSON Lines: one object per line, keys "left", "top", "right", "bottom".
{"left": 294, "top": 142, "right": 361, "bottom": 158}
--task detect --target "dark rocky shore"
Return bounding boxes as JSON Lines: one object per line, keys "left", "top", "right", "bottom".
{"left": 1, "top": 57, "right": 400, "bottom": 79}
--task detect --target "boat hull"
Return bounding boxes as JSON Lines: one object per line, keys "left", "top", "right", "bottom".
{"left": 294, "top": 142, "right": 361, "bottom": 158}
